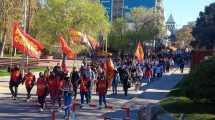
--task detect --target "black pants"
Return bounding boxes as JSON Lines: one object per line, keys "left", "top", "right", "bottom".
{"left": 123, "top": 84, "right": 128, "bottom": 96}
{"left": 38, "top": 96, "right": 46, "bottom": 109}
{"left": 26, "top": 86, "right": 33, "bottom": 99}
{"left": 73, "top": 87, "right": 77, "bottom": 99}
{"left": 9, "top": 81, "right": 19, "bottom": 98}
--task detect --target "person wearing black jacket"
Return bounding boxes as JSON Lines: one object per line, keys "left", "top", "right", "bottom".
{"left": 9, "top": 65, "right": 22, "bottom": 100}
{"left": 121, "top": 65, "right": 129, "bottom": 96}
{"left": 70, "top": 67, "right": 80, "bottom": 100}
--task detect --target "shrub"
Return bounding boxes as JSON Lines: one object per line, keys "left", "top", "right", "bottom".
{"left": 180, "top": 56, "right": 215, "bottom": 102}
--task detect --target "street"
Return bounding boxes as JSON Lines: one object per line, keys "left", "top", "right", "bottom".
{"left": 0, "top": 67, "right": 189, "bottom": 120}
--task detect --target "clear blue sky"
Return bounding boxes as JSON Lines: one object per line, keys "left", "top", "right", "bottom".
{"left": 164, "top": 0, "right": 215, "bottom": 28}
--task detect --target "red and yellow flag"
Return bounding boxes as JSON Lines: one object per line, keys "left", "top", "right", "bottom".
{"left": 69, "top": 28, "right": 82, "bottom": 44}
{"left": 58, "top": 34, "right": 76, "bottom": 59}
{"left": 134, "top": 41, "right": 144, "bottom": 63}
{"left": 13, "top": 22, "right": 45, "bottom": 58}
{"left": 105, "top": 58, "right": 115, "bottom": 88}
{"left": 87, "top": 35, "right": 100, "bottom": 49}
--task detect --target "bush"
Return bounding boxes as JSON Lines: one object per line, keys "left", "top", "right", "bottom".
{"left": 179, "top": 56, "right": 215, "bottom": 102}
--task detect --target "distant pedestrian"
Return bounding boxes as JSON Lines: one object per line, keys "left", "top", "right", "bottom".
{"left": 145, "top": 65, "right": 153, "bottom": 84}
{"left": 179, "top": 59, "right": 185, "bottom": 73}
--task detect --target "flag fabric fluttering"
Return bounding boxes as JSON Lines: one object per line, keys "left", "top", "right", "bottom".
{"left": 87, "top": 35, "right": 100, "bottom": 49}
{"left": 69, "top": 28, "right": 100, "bottom": 50}
{"left": 81, "top": 33, "right": 91, "bottom": 48}
{"left": 13, "top": 22, "right": 45, "bottom": 58}
{"left": 134, "top": 41, "right": 144, "bottom": 63}
{"left": 58, "top": 34, "right": 76, "bottom": 59}
{"left": 105, "top": 58, "right": 115, "bottom": 88}
{"left": 69, "top": 28, "right": 83, "bottom": 44}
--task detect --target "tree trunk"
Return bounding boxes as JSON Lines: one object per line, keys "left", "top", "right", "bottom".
{"left": 0, "top": 29, "right": 6, "bottom": 57}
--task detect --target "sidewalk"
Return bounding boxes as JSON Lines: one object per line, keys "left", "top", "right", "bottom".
{"left": 103, "top": 68, "right": 189, "bottom": 120}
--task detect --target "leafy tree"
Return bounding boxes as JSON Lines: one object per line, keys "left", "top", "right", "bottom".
{"left": 192, "top": 2, "right": 215, "bottom": 49}
{"left": 108, "top": 17, "right": 128, "bottom": 51}
{"left": 108, "top": 7, "right": 165, "bottom": 53}
{"left": 31, "top": 0, "right": 110, "bottom": 54}
{"left": 0, "top": 0, "right": 38, "bottom": 57}
{"left": 176, "top": 25, "right": 194, "bottom": 48}
{"left": 129, "top": 7, "right": 155, "bottom": 32}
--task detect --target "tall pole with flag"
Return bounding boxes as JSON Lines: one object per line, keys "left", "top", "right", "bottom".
{"left": 25, "top": 0, "right": 29, "bottom": 67}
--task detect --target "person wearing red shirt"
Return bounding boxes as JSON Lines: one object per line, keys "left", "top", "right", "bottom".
{"left": 145, "top": 65, "right": 153, "bottom": 84}
{"left": 48, "top": 72, "right": 58, "bottom": 106}
{"left": 22, "top": 69, "right": 36, "bottom": 101}
{"left": 9, "top": 65, "right": 22, "bottom": 100}
{"left": 36, "top": 72, "right": 48, "bottom": 112}
{"left": 80, "top": 75, "right": 89, "bottom": 108}
{"left": 56, "top": 75, "right": 64, "bottom": 111}
{"left": 96, "top": 68, "right": 107, "bottom": 109}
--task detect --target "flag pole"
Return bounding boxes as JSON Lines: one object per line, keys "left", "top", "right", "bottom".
{"left": 24, "top": 0, "right": 29, "bottom": 68}
{"left": 11, "top": 24, "right": 14, "bottom": 70}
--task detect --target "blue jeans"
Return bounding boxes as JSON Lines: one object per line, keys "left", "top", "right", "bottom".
{"left": 112, "top": 84, "right": 118, "bottom": 94}
{"left": 99, "top": 95, "right": 107, "bottom": 106}
{"left": 80, "top": 92, "right": 89, "bottom": 104}
{"left": 64, "top": 92, "right": 72, "bottom": 117}
{"left": 88, "top": 90, "right": 92, "bottom": 103}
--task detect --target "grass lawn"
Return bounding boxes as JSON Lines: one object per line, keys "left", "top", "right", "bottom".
{"left": 0, "top": 69, "right": 9, "bottom": 76}
{"left": 160, "top": 97, "right": 215, "bottom": 120}
{"left": 0, "top": 67, "right": 46, "bottom": 77}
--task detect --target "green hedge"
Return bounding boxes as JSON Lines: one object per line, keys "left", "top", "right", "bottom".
{"left": 171, "top": 56, "right": 215, "bottom": 103}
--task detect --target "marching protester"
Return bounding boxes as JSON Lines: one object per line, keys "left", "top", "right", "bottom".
{"left": 145, "top": 65, "right": 153, "bottom": 84}
{"left": 56, "top": 74, "right": 64, "bottom": 111}
{"left": 96, "top": 67, "right": 107, "bottom": 109}
{"left": 79, "top": 72, "right": 90, "bottom": 108}
{"left": 121, "top": 65, "right": 129, "bottom": 96}
{"left": 135, "top": 66, "right": 143, "bottom": 91}
{"left": 70, "top": 67, "right": 80, "bottom": 100}
{"left": 112, "top": 69, "right": 120, "bottom": 95}
{"left": 48, "top": 72, "right": 58, "bottom": 107}
{"left": 36, "top": 72, "right": 48, "bottom": 112}
{"left": 9, "top": 65, "right": 22, "bottom": 100}
{"left": 85, "top": 64, "right": 93, "bottom": 103}
{"left": 63, "top": 76, "right": 73, "bottom": 119}
{"left": 22, "top": 69, "right": 36, "bottom": 101}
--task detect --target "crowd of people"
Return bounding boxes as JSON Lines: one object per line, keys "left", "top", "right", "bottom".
{"left": 8, "top": 52, "right": 186, "bottom": 119}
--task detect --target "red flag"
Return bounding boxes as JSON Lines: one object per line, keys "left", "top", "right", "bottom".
{"left": 58, "top": 34, "right": 76, "bottom": 59}
{"left": 134, "top": 41, "right": 144, "bottom": 63}
{"left": 13, "top": 22, "right": 45, "bottom": 58}
{"left": 105, "top": 58, "right": 115, "bottom": 88}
